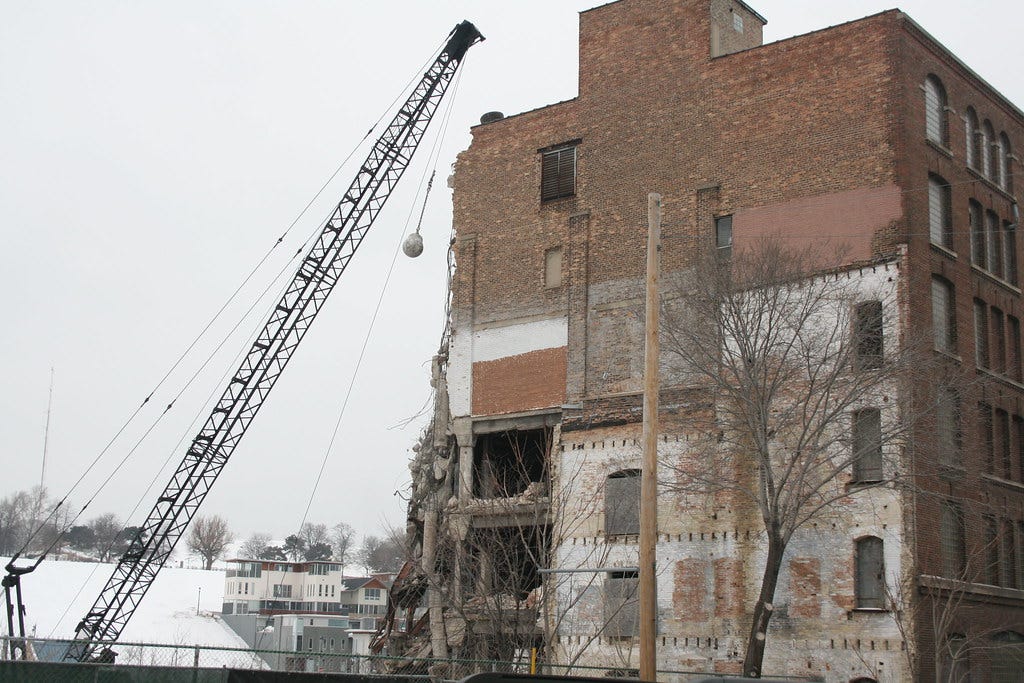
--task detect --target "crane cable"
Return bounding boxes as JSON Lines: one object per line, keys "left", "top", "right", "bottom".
{"left": 42, "top": 39, "right": 453, "bottom": 635}
{"left": 12, "top": 35, "right": 446, "bottom": 569}
{"left": 296, "top": 57, "right": 470, "bottom": 533}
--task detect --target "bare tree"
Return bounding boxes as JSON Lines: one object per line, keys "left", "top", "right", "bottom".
{"left": 330, "top": 522, "right": 356, "bottom": 571}
{"left": 88, "top": 512, "right": 124, "bottom": 563}
{"left": 883, "top": 494, "right": 1024, "bottom": 681}
{"left": 358, "top": 530, "right": 405, "bottom": 573}
{"left": 186, "top": 515, "right": 234, "bottom": 570}
{"left": 238, "top": 532, "right": 272, "bottom": 559}
{"left": 299, "top": 522, "right": 329, "bottom": 549}
{"left": 0, "top": 489, "right": 33, "bottom": 556}
{"left": 660, "top": 242, "right": 920, "bottom": 677}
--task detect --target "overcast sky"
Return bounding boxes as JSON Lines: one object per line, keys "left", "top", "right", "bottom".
{"left": 2, "top": 1, "right": 1022, "bottom": 551}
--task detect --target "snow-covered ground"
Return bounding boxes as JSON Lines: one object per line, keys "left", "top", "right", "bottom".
{"left": 2, "top": 556, "right": 245, "bottom": 649}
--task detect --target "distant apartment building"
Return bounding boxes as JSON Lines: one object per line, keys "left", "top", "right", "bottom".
{"left": 380, "top": 0, "right": 1024, "bottom": 680}
{"left": 220, "top": 558, "right": 391, "bottom": 672}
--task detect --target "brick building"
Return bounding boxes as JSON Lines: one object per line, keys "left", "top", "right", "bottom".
{"left": 383, "top": 1, "right": 1024, "bottom": 680}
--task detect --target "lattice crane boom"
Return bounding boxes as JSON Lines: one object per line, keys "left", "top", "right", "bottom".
{"left": 60, "top": 20, "right": 482, "bottom": 662}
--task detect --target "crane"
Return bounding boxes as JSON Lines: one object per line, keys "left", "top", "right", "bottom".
{"left": 3, "top": 19, "right": 482, "bottom": 663}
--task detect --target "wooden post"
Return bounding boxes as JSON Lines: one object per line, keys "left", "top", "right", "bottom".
{"left": 639, "top": 192, "right": 661, "bottom": 680}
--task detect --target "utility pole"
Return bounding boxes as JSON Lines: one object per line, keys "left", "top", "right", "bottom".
{"left": 639, "top": 192, "right": 661, "bottom": 680}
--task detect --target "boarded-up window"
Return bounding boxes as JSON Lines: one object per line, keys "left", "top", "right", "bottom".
{"left": 932, "top": 276, "right": 956, "bottom": 353}
{"left": 541, "top": 145, "right": 576, "bottom": 201}
{"left": 855, "top": 536, "right": 885, "bottom": 609}
{"left": 603, "top": 570, "right": 639, "bottom": 637}
{"left": 975, "top": 300, "right": 990, "bottom": 368}
{"left": 937, "top": 387, "right": 961, "bottom": 467}
{"left": 605, "top": 469, "right": 640, "bottom": 536}
{"left": 854, "top": 300, "right": 883, "bottom": 370}
{"left": 544, "top": 247, "right": 563, "bottom": 288}
{"left": 924, "top": 75, "right": 948, "bottom": 146}
{"left": 852, "top": 408, "right": 882, "bottom": 483}
{"left": 941, "top": 501, "right": 966, "bottom": 579}
{"left": 929, "top": 175, "right": 953, "bottom": 249}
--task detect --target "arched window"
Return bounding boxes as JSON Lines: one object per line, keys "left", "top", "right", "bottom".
{"left": 983, "top": 120, "right": 996, "bottom": 178}
{"left": 855, "top": 536, "right": 885, "bottom": 609}
{"left": 999, "top": 132, "right": 1013, "bottom": 192}
{"left": 991, "top": 631, "right": 1024, "bottom": 682}
{"left": 929, "top": 174, "right": 953, "bottom": 249}
{"left": 965, "top": 108, "right": 980, "bottom": 170}
{"left": 605, "top": 469, "right": 640, "bottom": 536}
{"left": 924, "top": 75, "right": 948, "bottom": 146}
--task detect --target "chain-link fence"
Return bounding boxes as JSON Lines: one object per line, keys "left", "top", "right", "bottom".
{"left": 2, "top": 636, "right": 812, "bottom": 681}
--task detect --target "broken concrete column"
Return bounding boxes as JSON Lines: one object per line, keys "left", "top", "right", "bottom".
{"left": 453, "top": 418, "right": 474, "bottom": 502}
{"left": 422, "top": 505, "right": 448, "bottom": 660}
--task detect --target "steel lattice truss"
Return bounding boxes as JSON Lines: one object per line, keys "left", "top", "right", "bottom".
{"left": 65, "top": 21, "right": 482, "bottom": 663}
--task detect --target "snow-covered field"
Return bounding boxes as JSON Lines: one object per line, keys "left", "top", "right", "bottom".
{"left": 2, "top": 556, "right": 245, "bottom": 649}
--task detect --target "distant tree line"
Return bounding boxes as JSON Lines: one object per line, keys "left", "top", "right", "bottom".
{"left": 3, "top": 485, "right": 405, "bottom": 575}
{"left": 0, "top": 486, "right": 143, "bottom": 562}
{"left": 236, "top": 521, "right": 406, "bottom": 573}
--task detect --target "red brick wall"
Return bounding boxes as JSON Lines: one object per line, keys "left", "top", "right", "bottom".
{"left": 471, "top": 347, "right": 567, "bottom": 415}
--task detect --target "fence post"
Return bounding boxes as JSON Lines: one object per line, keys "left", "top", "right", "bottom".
{"left": 193, "top": 644, "right": 200, "bottom": 668}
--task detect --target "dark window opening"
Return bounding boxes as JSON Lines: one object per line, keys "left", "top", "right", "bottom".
{"left": 473, "top": 428, "right": 550, "bottom": 498}
{"left": 852, "top": 408, "right": 883, "bottom": 483}
{"left": 854, "top": 300, "right": 883, "bottom": 370}
{"left": 541, "top": 145, "right": 576, "bottom": 201}
{"left": 715, "top": 215, "right": 733, "bottom": 259}
{"left": 468, "top": 525, "right": 548, "bottom": 600}
{"left": 605, "top": 469, "right": 641, "bottom": 536}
